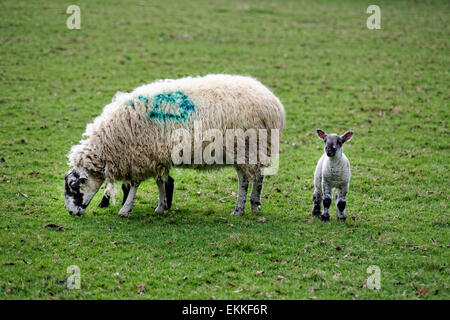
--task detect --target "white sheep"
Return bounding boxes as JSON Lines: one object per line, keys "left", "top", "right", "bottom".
{"left": 312, "top": 129, "right": 353, "bottom": 221}
{"left": 64, "top": 74, "right": 285, "bottom": 217}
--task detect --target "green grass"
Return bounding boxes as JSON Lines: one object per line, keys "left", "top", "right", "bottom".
{"left": 0, "top": 0, "right": 449, "bottom": 299}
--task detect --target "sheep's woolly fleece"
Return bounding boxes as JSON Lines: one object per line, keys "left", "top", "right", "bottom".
{"left": 68, "top": 74, "right": 285, "bottom": 189}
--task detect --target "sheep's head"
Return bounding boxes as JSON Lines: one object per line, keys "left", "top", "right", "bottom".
{"left": 316, "top": 129, "right": 353, "bottom": 158}
{"left": 64, "top": 167, "right": 103, "bottom": 216}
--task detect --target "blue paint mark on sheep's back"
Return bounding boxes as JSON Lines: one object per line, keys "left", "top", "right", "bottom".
{"left": 126, "top": 100, "right": 135, "bottom": 109}
{"left": 134, "top": 91, "right": 195, "bottom": 123}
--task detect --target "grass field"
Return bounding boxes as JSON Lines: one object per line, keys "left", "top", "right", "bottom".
{"left": 0, "top": 0, "right": 449, "bottom": 299}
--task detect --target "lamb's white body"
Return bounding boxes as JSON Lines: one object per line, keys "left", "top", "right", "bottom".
{"left": 314, "top": 153, "right": 351, "bottom": 196}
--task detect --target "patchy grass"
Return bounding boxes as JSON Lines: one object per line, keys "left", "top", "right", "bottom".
{"left": 0, "top": 0, "right": 448, "bottom": 299}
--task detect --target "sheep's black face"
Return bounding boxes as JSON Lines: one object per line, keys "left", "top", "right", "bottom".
{"left": 64, "top": 168, "right": 103, "bottom": 216}
{"left": 316, "top": 129, "right": 353, "bottom": 158}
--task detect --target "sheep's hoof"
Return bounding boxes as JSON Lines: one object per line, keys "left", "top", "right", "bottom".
{"left": 155, "top": 205, "right": 165, "bottom": 214}
{"left": 321, "top": 215, "right": 330, "bottom": 222}
{"left": 118, "top": 210, "right": 131, "bottom": 218}
{"left": 251, "top": 205, "right": 261, "bottom": 214}
{"left": 338, "top": 216, "right": 346, "bottom": 221}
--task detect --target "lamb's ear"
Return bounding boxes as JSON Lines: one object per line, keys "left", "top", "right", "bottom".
{"left": 341, "top": 130, "right": 354, "bottom": 143}
{"left": 316, "top": 129, "right": 327, "bottom": 140}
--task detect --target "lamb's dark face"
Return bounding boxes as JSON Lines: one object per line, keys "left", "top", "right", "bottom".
{"left": 324, "top": 134, "right": 342, "bottom": 157}
{"left": 316, "top": 129, "right": 353, "bottom": 158}
{"left": 64, "top": 168, "right": 103, "bottom": 216}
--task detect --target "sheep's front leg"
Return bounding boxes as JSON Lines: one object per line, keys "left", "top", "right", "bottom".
{"left": 155, "top": 176, "right": 174, "bottom": 213}
{"left": 231, "top": 169, "right": 249, "bottom": 216}
{"left": 98, "top": 182, "right": 114, "bottom": 208}
{"left": 321, "top": 184, "right": 332, "bottom": 222}
{"left": 118, "top": 182, "right": 140, "bottom": 217}
{"left": 250, "top": 174, "right": 264, "bottom": 213}
{"left": 335, "top": 186, "right": 348, "bottom": 221}
{"left": 98, "top": 193, "right": 110, "bottom": 208}
{"left": 99, "top": 183, "right": 130, "bottom": 208}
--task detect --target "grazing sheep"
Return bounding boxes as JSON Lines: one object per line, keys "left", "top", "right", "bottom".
{"left": 312, "top": 129, "right": 353, "bottom": 221}
{"left": 64, "top": 74, "right": 285, "bottom": 217}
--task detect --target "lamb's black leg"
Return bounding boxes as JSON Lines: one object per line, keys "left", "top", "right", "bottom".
{"left": 122, "top": 183, "right": 131, "bottom": 206}
{"left": 165, "top": 176, "right": 174, "bottom": 210}
{"left": 321, "top": 194, "right": 332, "bottom": 222}
{"left": 312, "top": 192, "right": 322, "bottom": 217}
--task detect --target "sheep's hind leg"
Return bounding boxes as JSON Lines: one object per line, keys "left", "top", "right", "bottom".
{"left": 165, "top": 176, "right": 174, "bottom": 210}
{"left": 231, "top": 168, "right": 249, "bottom": 216}
{"left": 118, "top": 182, "right": 140, "bottom": 217}
{"left": 250, "top": 174, "right": 264, "bottom": 213}
{"left": 155, "top": 176, "right": 174, "bottom": 213}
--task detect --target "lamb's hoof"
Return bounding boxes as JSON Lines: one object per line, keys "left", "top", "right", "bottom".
{"left": 338, "top": 216, "right": 346, "bottom": 221}
{"left": 312, "top": 210, "right": 321, "bottom": 217}
{"left": 118, "top": 210, "right": 131, "bottom": 218}
{"left": 321, "top": 215, "right": 330, "bottom": 222}
{"left": 231, "top": 209, "right": 244, "bottom": 216}
{"left": 250, "top": 200, "right": 261, "bottom": 214}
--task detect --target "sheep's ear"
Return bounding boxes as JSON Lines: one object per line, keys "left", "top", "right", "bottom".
{"left": 341, "top": 130, "right": 353, "bottom": 143}
{"left": 316, "top": 129, "right": 327, "bottom": 140}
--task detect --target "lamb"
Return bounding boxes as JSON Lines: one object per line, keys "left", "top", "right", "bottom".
{"left": 312, "top": 129, "right": 354, "bottom": 221}
{"left": 64, "top": 74, "right": 285, "bottom": 217}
